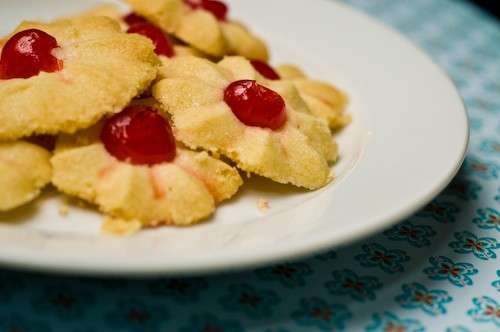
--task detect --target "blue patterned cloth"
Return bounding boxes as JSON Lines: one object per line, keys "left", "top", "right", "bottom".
{"left": 1, "top": 0, "right": 499, "bottom": 331}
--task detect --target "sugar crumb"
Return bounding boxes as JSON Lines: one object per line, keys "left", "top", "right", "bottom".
{"left": 257, "top": 198, "right": 270, "bottom": 212}
{"left": 58, "top": 204, "right": 69, "bottom": 217}
{"left": 76, "top": 199, "right": 87, "bottom": 208}
{"left": 102, "top": 216, "right": 142, "bottom": 236}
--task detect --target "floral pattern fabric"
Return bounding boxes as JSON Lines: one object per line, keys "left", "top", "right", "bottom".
{"left": 0, "top": 0, "right": 499, "bottom": 331}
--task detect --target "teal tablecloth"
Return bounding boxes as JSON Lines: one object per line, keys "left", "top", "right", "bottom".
{"left": 1, "top": 0, "right": 499, "bottom": 331}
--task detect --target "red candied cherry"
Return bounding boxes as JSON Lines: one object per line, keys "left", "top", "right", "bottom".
{"left": 201, "top": 0, "right": 228, "bottom": 21}
{"left": 101, "top": 106, "right": 177, "bottom": 165}
{"left": 123, "top": 12, "right": 148, "bottom": 26}
{"left": 127, "top": 23, "right": 175, "bottom": 58}
{"left": 184, "top": 0, "right": 201, "bottom": 9}
{"left": 224, "top": 80, "right": 287, "bottom": 130}
{"left": 0, "top": 29, "right": 62, "bottom": 80}
{"left": 184, "top": 0, "right": 228, "bottom": 21}
{"left": 250, "top": 60, "right": 281, "bottom": 81}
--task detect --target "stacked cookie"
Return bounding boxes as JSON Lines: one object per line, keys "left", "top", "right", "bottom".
{"left": 0, "top": 0, "right": 349, "bottom": 235}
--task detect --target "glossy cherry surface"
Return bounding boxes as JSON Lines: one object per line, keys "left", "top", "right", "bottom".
{"left": 101, "top": 106, "right": 177, "bottom": 165}
{"left": 224, "top": 80, "right": 287, "bottom": 130}
{"left": 0, "top": 29, "right": 62, "bottom": 79}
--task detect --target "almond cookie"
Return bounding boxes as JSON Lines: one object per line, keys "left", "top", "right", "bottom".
{"left": 0, "top": 141, "right": 52, "bottom": 211}
{"left": 0, "top": 16, "right": 159, "bottom": 140}
{"left": 153, "top": 56, "right": 337, "bottom": 190}
{"left": 51, "top": 104, "right": 243, "bottom": 229}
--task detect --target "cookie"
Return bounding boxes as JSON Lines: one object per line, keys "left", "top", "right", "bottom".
{"left": 153, "top": 56, "right": 337, "bottom": 190}
{"left": 0, "top": 141, "right": 52, "bottom": 211}
{"left": 76, "top": 4, "right": 206, "bottom": 59}
{"left": 220, "top": 21, "right": 268, "bottom": 62}
{"left": 126, "top": 0, "right": 269, "bottom": 59}
{"left": 0, "top": 16, "right": 159, "bottom": 140}
{"left": 276, "top": 64, "right": 350, "bottom": 130}
{"left": 51, "top": 104, "right": 243, "bottom": 228}
{"left": 76, "top": 3, "right": 124, "bottom": 21}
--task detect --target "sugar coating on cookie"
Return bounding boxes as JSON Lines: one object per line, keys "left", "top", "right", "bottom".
{"left": 0, "top": 141, "right": 52, "bottom": 211}
{"left": 126, "top": 0, "right": 268, "bottom": 59}
{"left": 276, "top": 64, "right": 350, "bottom": 130}
{"left": 51, "top": 122, "right": 243, "bottom": 227}
{"left": 0, "top": 16, "right": 159, "bottom": 140}
{"left": 153, "top": 56, "right": 337, "bottom": 190}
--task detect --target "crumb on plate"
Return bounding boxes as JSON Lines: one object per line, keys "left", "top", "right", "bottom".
{"left": 58, "top": 204, "right": 70, "bottom": 217}
{"left": 257, "top": 198, "right": 270, "bottom": 212}
{"left": 102, "top": 216, "right": 142, "bottom": 236}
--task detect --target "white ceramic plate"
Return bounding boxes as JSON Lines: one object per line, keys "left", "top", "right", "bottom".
{"left": 0, "top": 0, "right": 468, "bottom": 276}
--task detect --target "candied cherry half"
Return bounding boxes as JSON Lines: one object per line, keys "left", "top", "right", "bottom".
{"left": 0, "top": 29, "right": 62, "bottom": 80}
{"left": 224, "top": 80, "right": 287, "bottom": 130}
{"left": 184, "top": 0, "right": 228, "bottom": 21}
{"left": 127, "top": 22, "right": 175, "bottom": 58}
{"left": 123, "top": 12, "right": 148, "bottom": 26}
{"left": 250, "top": 60, "right": 281, "bottom": 81}
{"left": 101, "top": 106, "right": 177, "bottom": 166}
